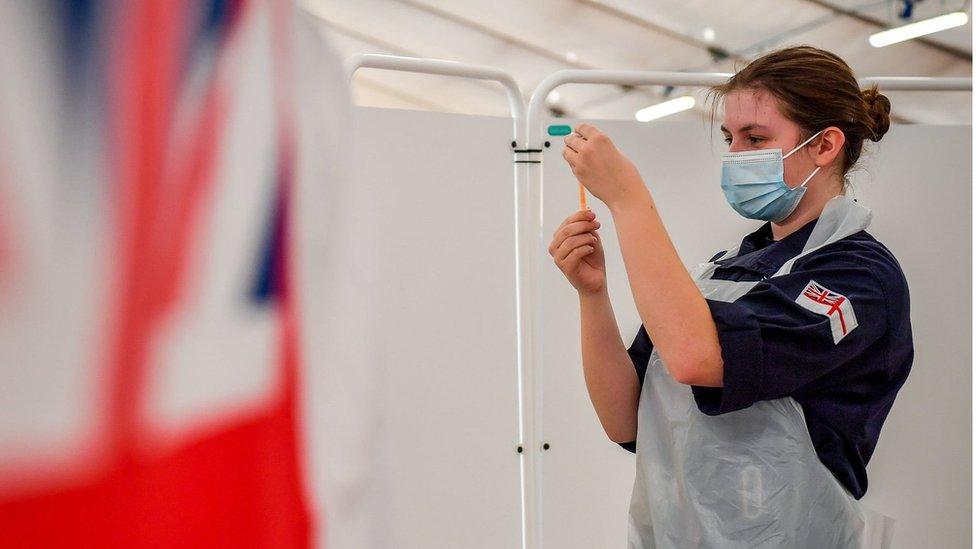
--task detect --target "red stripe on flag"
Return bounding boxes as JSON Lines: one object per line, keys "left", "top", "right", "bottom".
{"left": 104, "top": 0, "right": 191, "bottom": 459}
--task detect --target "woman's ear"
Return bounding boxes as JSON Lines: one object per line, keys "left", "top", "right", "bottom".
{"left": 815, "top": 126, "right": 846, "bottom": 167}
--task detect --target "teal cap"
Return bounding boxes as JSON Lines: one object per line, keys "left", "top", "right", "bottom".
{"left": 547, "top": 125, "right": 573, "bottom": 136}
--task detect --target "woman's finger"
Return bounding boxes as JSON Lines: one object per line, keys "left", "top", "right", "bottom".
{"left": 565, "top": 245, "right": 595, "bottom": 264}
{"left": 550, "top": 212, "right": 596, "bottom": 256}
{"left": 564, "top": 133, "right": 584, "bottom": 152}
{"left": 559, "top": 219, "right": 600, "bottom": 242}
{"left": 562, "top": 145, "right": 578, "bottom": 168}
{"left": 559, "top": 221, "right": 600, "bottom": 245}
{"left": 567, "top": 209, "right": 593, "bottom": 224}
{"left": 557, "top": 233, "right": 598, "bottom": 262}
{"left": 574, "top": 123, "right": 596, "bottom": 139}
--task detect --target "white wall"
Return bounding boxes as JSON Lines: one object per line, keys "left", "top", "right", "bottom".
{"left": 347, "top": 106, "right": 971, "bottom": 548}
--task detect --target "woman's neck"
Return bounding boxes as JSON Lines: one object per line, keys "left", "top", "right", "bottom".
{"left": 771, "top": 183, "right": 844, "bottom": 241}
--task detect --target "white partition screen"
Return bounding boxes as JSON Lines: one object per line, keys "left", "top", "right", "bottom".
{"left": 348, "top": 106, "right": 523, "bottom": 549}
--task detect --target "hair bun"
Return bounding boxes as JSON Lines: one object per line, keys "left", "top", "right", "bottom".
{"left": 861, "top": 85, "right": 891, "bottom": 142}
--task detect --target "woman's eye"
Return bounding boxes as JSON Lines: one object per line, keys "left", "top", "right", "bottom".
{"left": 723, "top": 136, "right": 763, "bottom": 145}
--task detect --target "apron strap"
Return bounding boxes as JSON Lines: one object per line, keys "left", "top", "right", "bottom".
{"left": 771, "top": 195, "right": 872, "bottom": 278}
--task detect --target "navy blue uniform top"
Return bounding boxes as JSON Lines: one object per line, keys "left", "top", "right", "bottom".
{"left": 617, "top": 215, "right": 914, "bottom": 500}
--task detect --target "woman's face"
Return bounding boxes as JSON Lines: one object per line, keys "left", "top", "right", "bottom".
{"left": 721, "top": 88, "right": 819, "bottom": 189}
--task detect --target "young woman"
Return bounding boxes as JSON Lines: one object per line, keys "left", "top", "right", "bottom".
{"left": 549, "top": 46, "right": 913, "bottom": 547}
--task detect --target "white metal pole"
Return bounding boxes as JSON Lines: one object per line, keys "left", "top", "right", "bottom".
{"left": 346, "top": 54, "right": 543, "bottom": 549}
{"left": 347, "top": 54, "right": 525, "bottom": 139}
{"left": 524, "top": 69, "right": 970, "bottom": 549}
{"left": 858, "top": 76, "right": 972, "bottom": 91}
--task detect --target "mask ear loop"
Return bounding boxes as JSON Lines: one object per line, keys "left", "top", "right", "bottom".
{"left": 784, "top": 129, "right": 825, "bottom": 188}
{"left": 797, "top": 166, "right": 822, "bottom": 188}
{"left": 783, "top": 129, "right": 825, "bottom": 159}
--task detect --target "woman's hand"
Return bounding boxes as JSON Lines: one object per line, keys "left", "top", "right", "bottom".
{"left": 562, "top": 124, "right": 645, "bottom": 210}
{"left": 549, "top": 209, "right": 606, "bottom": 295}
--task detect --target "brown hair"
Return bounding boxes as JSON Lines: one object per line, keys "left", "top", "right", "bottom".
{"left": 707, "top": 45, "right": 891, "bottom": 185}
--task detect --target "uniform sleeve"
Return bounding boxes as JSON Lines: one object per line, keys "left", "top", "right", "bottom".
{"left": 690, "top": 252, "right": 890, "bottom": 415}
{"left": 626, "top": 324, "right": 653, "bottom": 384}
{"left": 616, "top": 325, "right": 653, "bottom": 453}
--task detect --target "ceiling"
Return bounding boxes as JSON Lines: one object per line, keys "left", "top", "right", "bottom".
{"left": 303, "top": 0, "right": 973, "bottom": 125}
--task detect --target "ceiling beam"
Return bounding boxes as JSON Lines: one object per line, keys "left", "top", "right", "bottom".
{"left": 394, "top": 0, "right": 598, "bottom": 69}
{"left": 800, "top": 0, "right": 972, "bottom": 60}
{"left": 575, "top": 0, "right": 745, "bottom": 65}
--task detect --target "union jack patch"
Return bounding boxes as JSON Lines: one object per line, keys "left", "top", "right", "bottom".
{"left": 795, "top": 280, "right": 859, "bottom": 344}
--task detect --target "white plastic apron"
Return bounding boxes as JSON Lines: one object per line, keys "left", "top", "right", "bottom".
{"left": 627, "top": 196, "right": 895, "bottom": 548}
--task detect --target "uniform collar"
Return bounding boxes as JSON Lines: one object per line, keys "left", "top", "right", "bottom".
{"left": 716, "top": 216, "right": 820, "bottom": 275}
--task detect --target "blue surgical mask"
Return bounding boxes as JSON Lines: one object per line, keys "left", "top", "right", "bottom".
{"left": 720, "top": 130, "right": 824, "bottom": 222}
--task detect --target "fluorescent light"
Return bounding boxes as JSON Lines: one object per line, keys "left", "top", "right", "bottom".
{"left": 703, "top": 27, "right": 716, "bottom": 42}
{"left": 635, "top": 96, "right": 696, "bottom": 122}
{"left": 869, "top": 11, "right": 969, "bottom": 47}
{"left": 548, "top": 90, "right": 561, "bottom": 103}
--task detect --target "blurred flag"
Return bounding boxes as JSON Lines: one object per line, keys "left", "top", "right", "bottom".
{"left": 0, "top": 1, "right": 385, "bottom": 547}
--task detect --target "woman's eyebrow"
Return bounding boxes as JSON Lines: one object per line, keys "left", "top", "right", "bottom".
{"left": 720, "top": 124, "right": 770, "bottom": 133}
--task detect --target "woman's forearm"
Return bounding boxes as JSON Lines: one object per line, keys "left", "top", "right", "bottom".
{"left": 609, "top": 183, "right": 724, "bottom": 386}
{"left": 578, "top": 288, "right": 641, "bottom": 443}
